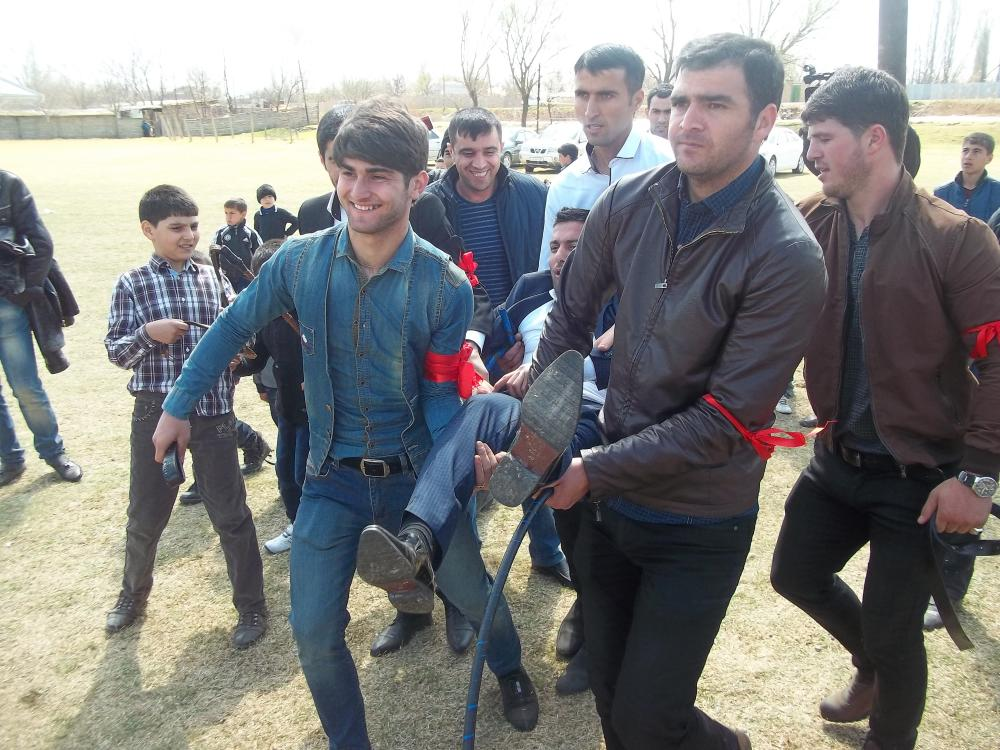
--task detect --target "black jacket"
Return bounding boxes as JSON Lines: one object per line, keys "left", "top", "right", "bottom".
{"left": 0, "top": 170, "right": 77, "bottom": 373}
{"left": 235, "top": 315, "right": 307, "bottom": 426}
{"left": 253, "top": 206, "right": 299, "bottom": 242}
{"left": 213, "top": 221, "right": 262, "bottom": 293}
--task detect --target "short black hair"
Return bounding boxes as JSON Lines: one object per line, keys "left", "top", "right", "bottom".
{"left": 256, "top": 184, "right": 276, "bottom": 202}
{"left": 139, "top": 184, "right": 198, "bottom": 225}
{"left": 447, "top": 107, "right": 502, "bottom": 145}
{"left": 575, "top": 44, "right": 645, "bottom": 95}
{"left": 223, "top": 197, "right": 248, "bottom": 212}
{"left": 557, "top": 142, "right": 579, "bottom": 160}
{"left": 251, "top": 238, "right": 285, "bottom": 274}
{"left": 676, "top": 33, "right": 784, "bottom": 118}
{"left": 802, "top": 66, "right": 909, "bottom": 163}
{"left": 554, "top": 207, "right": 589, "bottom": 225}
{"left": 647, "top": 83, "right": 673, "bottom": 107}
{"left": 317, "top": 103, "right": 355, "bottom": 154}
{"left": 964, "top": 132, "right": 996, "bottom": 155}
{"left": 333, "top": 99, "right": 428, "bottom": 181}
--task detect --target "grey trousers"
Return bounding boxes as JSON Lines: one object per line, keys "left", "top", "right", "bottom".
{"left": 120, "top": 391, "right": 266, "bottom": 614}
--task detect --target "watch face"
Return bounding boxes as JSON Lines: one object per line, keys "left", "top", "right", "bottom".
{"left": 973, "top": 476, "right": 999, "bottom": 498}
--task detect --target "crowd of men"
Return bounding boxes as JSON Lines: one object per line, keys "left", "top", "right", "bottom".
{"left": 2, "top": 29, "right": 998, "bottom": 750}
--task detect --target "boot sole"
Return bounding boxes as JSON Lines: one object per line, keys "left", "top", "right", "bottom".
{"left": 356, "top": 526, "right": 434, "bottom": 614}
{"left": 487, "top": 350, "right": 584, "bottom": 508}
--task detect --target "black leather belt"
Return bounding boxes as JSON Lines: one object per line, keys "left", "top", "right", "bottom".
{"left": 928, "top": 503, "right": 1000, "bottom": 650}
{"left": 837, "top": 443, "right": 930, "bottom": 479}
{"left": 340, "top": 456, "right": 408, "bottom": 478}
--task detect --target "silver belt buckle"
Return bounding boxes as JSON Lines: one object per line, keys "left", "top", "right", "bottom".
{"left": 361, "top": 458, "right": 390, "bottom": 478}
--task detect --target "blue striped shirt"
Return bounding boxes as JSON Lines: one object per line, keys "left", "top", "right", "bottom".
{"left": 454, "top": 194, "right": 513, "bottom": 305}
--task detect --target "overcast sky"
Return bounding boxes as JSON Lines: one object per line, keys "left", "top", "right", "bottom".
{"left": 7, "top": 0, "right": 998, "bottom": 96}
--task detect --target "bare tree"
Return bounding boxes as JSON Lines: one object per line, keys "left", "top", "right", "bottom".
{"left": 648, "top": 0, "right": 678, "bottom": 83}
{"left": 499, "top": 0, "right": 562, "bottom": 126}
{"left": 389, "top": 74, "right": 407, "bottom": 97}
{"left": 186, "top": 67, "right": 217, "bottom": 116}
{"left": 99, "top": 78, "right": 128, "bottom": 116}
{"left": 460, "top": 8, "right": 494, "bottom": 106}
{"left": 741, "top": 0, "right": 836, "bottom": 58}
{"left": 17, "top": 49, "right": 51, "bottom": 94}
{"left": 259, "top": 69, "right": 300, "bottom": 109}
{"left": 297, "top": 59, "right": 311, "bottom": 124}
{"left": 911, "top": 0, "right": 962, "bottom": 83}
{"left": 339, "top": 78, "right": 377, "bottom": 101}
{"left": 971, "top": 27, "right": 990, "bottom": 82}
{"left": 415, "top": 68, "right": 434, "bottom": 97}
{"left": 222, "top": 58, "right": 236, "bottom": 114}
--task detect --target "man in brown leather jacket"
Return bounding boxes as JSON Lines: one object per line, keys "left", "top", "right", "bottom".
{"left": 533, "top": 34, "right": 827, "bottom": 749}
{"left": 770, "top": 68, "right": 1000, "bottom": 750}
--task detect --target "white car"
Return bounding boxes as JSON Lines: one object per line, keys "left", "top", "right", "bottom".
{"left": 759, "top": 126, "right": 805, "bottom": 175}
{"left": 521, "top": 121, "right": 587, "bottom": 173}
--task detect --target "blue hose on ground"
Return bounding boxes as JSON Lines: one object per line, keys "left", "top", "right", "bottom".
{"left": 462, "top": 488, "right": 552, "bottom": 749}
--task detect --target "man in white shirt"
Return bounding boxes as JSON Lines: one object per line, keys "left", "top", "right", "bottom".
{"left": 538, "top": 44, "right": 675, "bottom": 270}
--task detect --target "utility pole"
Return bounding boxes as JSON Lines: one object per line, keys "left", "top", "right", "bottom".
{"left": 535, "top": 64, "right": 541, "bottom": 132}
{"left": 878, "top": 0, "right": 908, "bottom": 83}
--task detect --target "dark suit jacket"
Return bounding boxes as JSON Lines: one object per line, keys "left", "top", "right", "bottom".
{"left": 484, "top": 270, "right": 616, "bottom": 385}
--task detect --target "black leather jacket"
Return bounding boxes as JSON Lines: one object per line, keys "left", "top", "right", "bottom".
{"left": 531, "top": 162, "right": 827, "bottom": 517}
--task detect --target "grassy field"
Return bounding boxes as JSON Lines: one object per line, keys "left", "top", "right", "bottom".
{"left": 1, "top": 121, "right": 999, "bottom": 750}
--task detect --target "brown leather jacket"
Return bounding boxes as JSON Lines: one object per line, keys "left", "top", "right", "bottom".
{"left": 531, "top": 163, "right": 827, "bottom": 517}
{"left": 799, "top": 171, "right": 1000, "bottom": 476}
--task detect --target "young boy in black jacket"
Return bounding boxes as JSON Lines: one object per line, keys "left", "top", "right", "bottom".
{"left": 234, "top": 240, "right": 307, "bottom": 554}
{"left": 253, "top": 184, "right": 298, "bottom": 242}
{"left": 212, "top": 197, "right": 261, "bottom": 293}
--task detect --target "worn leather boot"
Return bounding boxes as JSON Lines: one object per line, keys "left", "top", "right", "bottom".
{"left": 356, "top": 522, "right": 436, "bottom": 614}
{"left": 820, "top": 670, "right": 877, "bottom": 723}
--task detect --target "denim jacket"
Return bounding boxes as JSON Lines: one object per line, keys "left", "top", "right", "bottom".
{"left": 163, "top": 224, "right": 473, "bottom": 476}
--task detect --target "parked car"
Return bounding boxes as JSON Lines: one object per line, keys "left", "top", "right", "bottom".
{"left": 759, "top": 126, "right": 806, "bottom": 175}
{"left": 501, "top": 127, "right": 534, "bottom": 168}
{"left": 522, "top": 121, "right": 587, "bottom": 173}
{"left": 427, "top": 129, "right": 443, "bottom": 165}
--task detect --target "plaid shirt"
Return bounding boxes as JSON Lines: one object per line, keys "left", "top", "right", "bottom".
{"left": 105, "top": 254, "right": 236, "bottom": 416}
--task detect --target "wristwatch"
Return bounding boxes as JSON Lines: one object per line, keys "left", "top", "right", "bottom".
{"left": 956, "top": 470, "right": 999, "bottom": 498}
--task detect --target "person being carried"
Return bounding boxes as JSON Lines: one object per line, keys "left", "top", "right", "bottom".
{"left": 103, "top": 184, "right": 267, "bottom": 649}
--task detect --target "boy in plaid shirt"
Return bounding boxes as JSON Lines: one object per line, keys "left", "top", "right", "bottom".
{"left": 103, "top": 184, "right": 267, "bottom": 648}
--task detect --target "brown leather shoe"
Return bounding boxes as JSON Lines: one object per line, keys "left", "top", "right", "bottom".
{"left": 733, "top": 728, "right": 752, "bottom": 749}
{"left": 820, "top": 670, "right": 877, "bottom": 723}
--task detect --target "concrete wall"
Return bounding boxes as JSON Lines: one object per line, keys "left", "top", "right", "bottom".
{"left": 907, "top": 82, "right": 1000, "bottom": 100}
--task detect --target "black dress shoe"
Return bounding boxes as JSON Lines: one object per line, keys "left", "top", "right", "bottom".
{"left": 106, "top": 594, "right": 145, "bottom": 634}
{"left": 356, "top": 523, "right": 436, "bottom": 614}
{"left": 443, "top": 600, "right": 475, "bottom": 654}
{"left": 0, "top": 462, "right": 26, "bottom": 487}
{"left": 45, "top": 454, "right": 82, "bottom": 482}
{"left": 179, "top": 482, "right": 202, "bottom": 505}
{"left": 555, "top": 647, "right": 589, "bottom": 695}
{"left": 532, "top": 558, "right": 572, "bottom": 588}
{"left": 556, "top": 598, "right": 584, "bottom": 659}
{"left": 232, "top": 611, "right": 267, "bottom": 649}
{"left": 497, "top": 666, "right": 539, "bottom": 731}
{"left": 370, "top": 612, "right": 432, "bottom": 656}
{"left": 241, "top": 434, "right": 272, "bottom": 475}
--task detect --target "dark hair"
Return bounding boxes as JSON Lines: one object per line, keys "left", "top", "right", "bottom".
{"left": 317, "top": 103, "right": 355, "bottom": 154}
{"left": 554, "top": 207, "right": 590, "bottom": 225}
{"left": 139, "top": 184, "right": 198, "bottom": 225}
{"left": 574, "top": 44, "right": 645, "bottom": 95}
{"left": 223, "top": 197, "right": 248, "bottom": 212}
{"left": 557, "top": 142, "right": 579, "bottom": 161}
{"left": 333, "top": 99, "right": 428, "bottom": 181}
{"left": 676, "top": 33, "right": 784, "bottom": 118}
{"left": 447, "top": 107, "right": 502, "bottom": 145}
{"left": 964, "top": 132, "right": 996, "bottom": 155}
{"left": 251, "top": 238, "right": 285, "bottom": 274}
{"left": 438, "top": 131, "right": 451, "bottom": 160}
{"left": 646, "top": 83, "right": 673, "bottom": 107}
{"left": 802, "top": 66, "right": 909, "bottom": 163}
{"left": 256, "top": 184, "right": 276, "bottom": 202}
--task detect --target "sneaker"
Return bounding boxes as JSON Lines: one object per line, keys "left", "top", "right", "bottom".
{"left": 45, "top": 453, "right": 82, "bottom": 482}
{"left": 264, "top": 524, "right": 293, "bottom": 554}
{"left": 232, "top": 611, "right": 267, "bottom": 649}
{"left": 775, "top": 395, "right": 792, "bottom": 415}
{"left": 241, "top": 435, "right": 272, "bottom": 476}
{"left": 800, "top": 414, "right": 819, "bottom": 428}
{"left": 106, "top": 594, "right": 145, "bottom": 634}
{"left": 497, "top": 666, "right": 539, "bottom": 732}
{"left": 0, "top": 462, "right": 26, "bottom": 487}
{"left": 923, "top": 600, "right": 944, "bottom": 631}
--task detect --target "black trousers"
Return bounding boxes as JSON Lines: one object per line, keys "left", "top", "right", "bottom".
{"left": 120, "top": 392, "right": 266, "bottom": 614}
{"left": 576, "top": 502, "right": 756, "bottom": 750}
{"left": 770, "top": 443, "right": 947, "bottom": 750}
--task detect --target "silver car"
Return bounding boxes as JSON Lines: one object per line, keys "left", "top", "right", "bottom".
{"left": 522, "top": 121, "right": 586, "bottom": 173}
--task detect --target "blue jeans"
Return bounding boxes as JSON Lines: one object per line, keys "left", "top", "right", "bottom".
{"left": 289, "top": 461, "right": 522, "bottom": 750}
{"left": 264, "top": 387, "right": 308, "bottom": 523}
{"left": 0, "top": 298, "right": 63, "bottom": 463}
